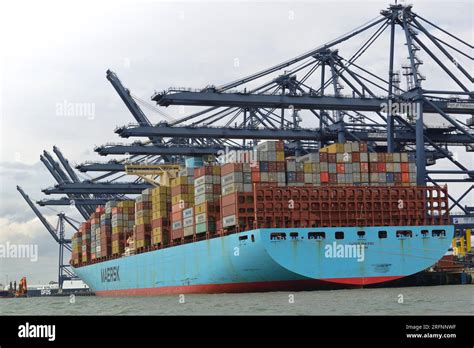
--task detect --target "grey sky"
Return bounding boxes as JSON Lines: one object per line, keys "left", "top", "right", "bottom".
{"left": 0, "top": 0, "right": 472, "bottom": 284}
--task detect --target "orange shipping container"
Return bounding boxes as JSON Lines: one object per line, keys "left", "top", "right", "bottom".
{"left": 402, "top": 173, "right": 410, "bottom": 183}
{"left": 377, "top": 163, "right": 386, "bottom": 172}
{"left": 320, "top": 172, "right": 329, "bottom": 183}
{"left": 336, "top": 164, "right": 345, "bottom": 173}
{"left": 401, "top": 163, "right": 410, "bottom": 173}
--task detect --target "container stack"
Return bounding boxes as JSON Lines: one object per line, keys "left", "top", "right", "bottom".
{"left": 171, "top": 168, "right": 195, "bottom": 241}
{"left": 110, "top": 200, "right": 134, "bottom": 255}
{"left": 221, "top": 192, "right": 255, "bottom": 231}
{"left": 255, "top": 140, "right": 286, "bottom": 186}
{"left": 90, "top": 210, "right": 102, "bottom": 260}
{"left": 79, "top": 221, "right": 91, "bottom": 263}
{"left": 368, "top": 151, "right": 417, "bottom": 186}
{"left": 71, "top": 232, "right": 82, "bottom": 265}
{"left": 100, "top": 211, "right": 112, "bottom": 258}
{"left": 194, "top": 165, "right": 221, "bottom": 235}
{"left": 134, "top": 193, "right": 152, "bottom": 249}
{"left": 151, "top": 186, "right": 171, "bottom": 246}
{"left": 317, "top": 141, "right": 369, "bottom": 186}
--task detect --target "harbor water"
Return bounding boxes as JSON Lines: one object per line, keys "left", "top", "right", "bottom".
{"left": 1, "top": 285, "right": 472, "bottom": 315}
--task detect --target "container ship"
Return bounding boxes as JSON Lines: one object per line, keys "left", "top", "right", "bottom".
{"left": 71, "top": 141, "right": 453, "bottom": 296}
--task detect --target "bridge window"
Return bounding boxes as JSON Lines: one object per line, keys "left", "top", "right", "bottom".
{"left": 357, "top": 231, "right": 366, "bottom": 238}
{"left": 308, "top": 232, "right": 326, "bottom": 240}
{"left": 251, "top": 234, "right": 255, "bottom": 242}
{"left": 432, "top": 229, "right": 446, "bottom": 237}
{"left": 290, "top": 232, "right": 299, "bottom": 239}
{"left": 335, "top": 231, "right": 344, "bottom": 240}
{"left": 378, "top": 231, "right": 387, "bottom": 239}
{"left": 239, "top": 235, "right": 248, "bottom": 241}
{"left": 270, "top": 232, "right": 286, "bottom": 240}
{"left": 421, "top": 230, "right": 429, "bottom": 237}
{"left": 396, "top": 230, "right": 413, "bottom": 238}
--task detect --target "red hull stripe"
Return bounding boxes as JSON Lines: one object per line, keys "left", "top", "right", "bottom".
{"left": 95, "top": 276, "right": 402, "bottom": 296}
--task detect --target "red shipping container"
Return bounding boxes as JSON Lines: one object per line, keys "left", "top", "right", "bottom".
{"left": 378, "top": 163, "right": 386, "bottom": 172}
{"left": 378, "top": 153, "right": 386, "bottom": 162}
{"left": 336, "top": 164, "right": 345, "bottom": 173}
{"left": 329, "top": 173, "right": 337, "bottom": 184}
{"left": 136, "top": 224, "right": 151, "bottom": 234}
{"left": 328, "top": 154, "right": 337, "bottom": 163}
{"left": 172, "top": 202, "right": 190, "bottom": 213}
{"left": 213, "top": 184, "right": 221, "bottom": 194}
{"left": 370, "top": 163, "right": 378, "bottom": 173}
{"left": 222, "top": 163, "right": 243, "bottom": 176}
{"left": 361, "top": 163, "right": 369, "bottom": 173}
{"left": 152, "top": 218, "right": 169, "bottom": 228}
{"left": 320, "top": 172, "right": 329, "bottom": 183}
{"left": 222, "top": 204, "right": 237, "bottom": 217}
{"left": 296, "top": 172, "right": 304, "bottom": 182}
{"left": 352, "top": 152, "right": 360, "bottom": 162}
{"left": 394, "top": 173, "right": 402, "bottom": 183}
{"left": 251, "top": 164, "right": 260, "bottom": 172}
{"left": 268, "top": 162, "right": 277, "bottom": 172}
{"left": 136, "top": 202, "right": 152, "bottom": 210}
{"left": 171, "top": 185, "right": 189, "bottom": 196}
{"left": 172, "top": 211, "right": 182, "bottom": 221}
{"left": 194, "top": 166, "right": 214, "bottom": 177}
{"left": 276, "top": 140, "right": 284, "bottom": 151}
{"left": 172, "top": 228, "right": 183, "bottom": 240}
{"left": 252, "top": 172, "right": 261, "bottom": 182}
{"left": 112, "top": 233, "right": 124, "bottom": 242}
{"left": 319, "top": 153, "right": 328, "bottom": 162}
{"left": 222, "top": 192, "right": 254, "bottom": 207}
{"left": 276, "top": 162, "right": 285, "bottom": 171}
{"left": 401, "top": 163, "right": 410, "bottom": 173}
{"left": 402, "top": 173, "right": 410, "bottom": 183}
{"left": 111, "top": 207, "right": 123, "bottom": 214}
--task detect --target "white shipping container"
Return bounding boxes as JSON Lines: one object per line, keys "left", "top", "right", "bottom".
{"left": 183, "top": 208, "right": 194, "bottom": 219}
{"left": 304, "top": 173, "right": 313, "bottom": 183}
{"left": 183, "top": 217, "right": 194, "bottom": 227}
{"left": 244, "top": 184, "right": 253, "bottom": 192}
{"left": 286, "top": 160, "right": 296, "bottom": 171}
{"left": 221, "top": 172, "right": 243, "bottom": 186}
{"left": 222, "top": 215, "right": 237, "bottom": 228}
{"left": 392, "top": 153, "right": 401, "bottom": 162}
{"left": 172, "top": 220, "right": 182, "bottom": 230}
{"left": 195, "top": 213, "right": 207, "bottom": 224}
{"left": 184, "top": 226, "right": 194, "bottom": 237}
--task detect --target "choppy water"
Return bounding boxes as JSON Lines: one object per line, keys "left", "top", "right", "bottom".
{"left": 1, "top": 285, "right": 472, "bottom": 315}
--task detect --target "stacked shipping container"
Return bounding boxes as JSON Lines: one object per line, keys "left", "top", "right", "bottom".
{"left": 194, "top": 165, "right": 221, "bottom": 235}
{"left": 134, "top": 193, "right": 151, "bottom": 249}
{"left": 170, "top": 168, "right": 195, "bottom": 241}
{"left": 151, "top": 186, "right": 171, "bottom": 246}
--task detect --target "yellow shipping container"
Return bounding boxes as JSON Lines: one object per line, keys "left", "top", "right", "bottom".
{"left": 152, "top": 210, "right": 168, "bottom": 220}
{"left": 152, "top": 195, "right": 169, "bottom": 204}
{"left": 194, "top": 202, "right": 208, "bottom": 215}
{"left": 171, "top": 176, "right": 189, "bottom": 187}
{"left": 172, "top": 194, "right": 194, "bottom": 205}
{"left": 212, "top": 166, "right": 221, "bottom": 175}
{"left": 323, "top": 143, "right": 345, "bottom": 153}
{"left": 136, "top": 210, "right": 152, "bottom": 219}
{"left": 151, "top": 186, "right": 170, "bottom": 196}
{"left": 118, "top": 200, "right": 135, "bottom": 208}
{"left": 135, "top": 217, "right": 151, "bottom": 225}
{"left": 303, "top": 163, "right": 312, "bottom": 173}
{"left": 136, "top": 240, "right": 146, "bottom": 249}
{"left": 151, "top": 234, "right": 162, "bottom": 245}
{"left": 276, "top": 151, "right": 285, "bottom": 161}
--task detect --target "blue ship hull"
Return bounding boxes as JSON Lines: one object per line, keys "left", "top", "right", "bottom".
{"left": 73, "top": 225, "right": 453, "bottom": 295}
